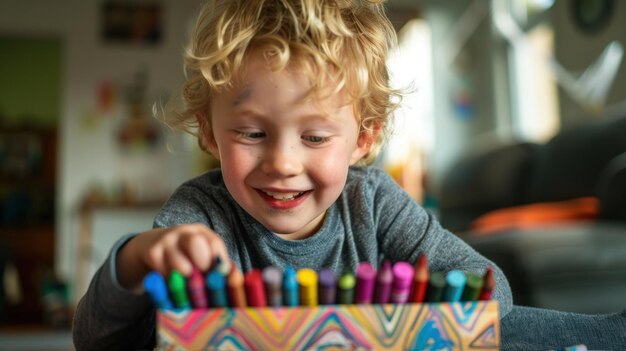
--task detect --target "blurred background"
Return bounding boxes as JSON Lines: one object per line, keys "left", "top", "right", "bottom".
{"left": 1, "top": 0, "right": 626, "bottom": 349}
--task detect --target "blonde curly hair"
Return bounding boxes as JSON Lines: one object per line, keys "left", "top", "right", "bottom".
{"left": 167, "top": 0, "right": 402, "bottom": 165}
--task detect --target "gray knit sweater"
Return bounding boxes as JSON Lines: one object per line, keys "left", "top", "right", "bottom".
{"left": 73, "top": 166, "right": 512, "bottom": 351}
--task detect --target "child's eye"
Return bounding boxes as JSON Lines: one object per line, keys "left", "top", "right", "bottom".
{"left": 239, "top": 131, "right": 265, "bottom": 139}
{"left": 302, "top": 135, "right": 329, "bottom": 144}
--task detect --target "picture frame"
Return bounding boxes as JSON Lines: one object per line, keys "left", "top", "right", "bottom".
{"left": 101, "top": 1, "right": 163, "bottom": 45}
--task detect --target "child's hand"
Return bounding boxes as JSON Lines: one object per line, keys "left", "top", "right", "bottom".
{"left": 116, "top": 224, "right": 229, "bottom": 293}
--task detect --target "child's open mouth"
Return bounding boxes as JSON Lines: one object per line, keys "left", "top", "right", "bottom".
{"left": 257, "top": 189, "right": 312, "bottom": 209}
{"left": 262, "top": 190, "right": 306, "bottom": 201}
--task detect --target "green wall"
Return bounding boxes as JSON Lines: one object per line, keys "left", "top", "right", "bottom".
{"left": 0, "top": 36, "right": 61, "bottom": 126}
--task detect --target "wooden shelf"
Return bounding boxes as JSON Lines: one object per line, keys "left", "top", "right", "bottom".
{"left": 0, "top": 125, "right": 58, "bottom": 327}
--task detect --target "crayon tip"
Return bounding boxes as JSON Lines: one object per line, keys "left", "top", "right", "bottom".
{"left": 479, "top": 267, "right": 496, "bottom": 301}
{"left": 338, "top": 270, "right": 356, "bottom": 290}
{"left": 483, "top": 267, "right": 495, "bottom": 289}
{"left": 283, "top": 266, "right": 297, "bottom": 286}
{"left": 414, "top": 255, "right": 429, "bottom": 280}
{"left": 207, "top": 270, "right": 226, "bottom": 290}
{"left": 143, "top": 271, "right": 171, "bottom": 308}
{"left": 417, "top": 254, "right": 427, "bottom": 268}
{"left": 214, "top": 256, "right": 231, "bottom": 276}
{"left": 169, "top": 271, "right": 186, "bottom": 290}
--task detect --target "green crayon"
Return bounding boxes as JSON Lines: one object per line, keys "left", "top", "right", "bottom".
{"left": 462, "top": 273, "right": 484, "bottom": 301}
{"left": 168, "top": 270, "right": 190, "bottom": 309}
{"left": 337, "top": 269, "right": 356, "bottom": 304}
{"left": 425, "top": 272, "right": 446, "bottom": 303}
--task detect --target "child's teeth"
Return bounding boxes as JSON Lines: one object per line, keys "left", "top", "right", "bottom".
{"left": 265, "top": 191, "right": 302, "bottom": 200}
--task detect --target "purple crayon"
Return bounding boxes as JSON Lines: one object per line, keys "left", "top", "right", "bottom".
{"left": 374, "top": 260, "right": 393, "bottom": 304}
{"left": 318, "top": 268, "right": 337, "bottom": 305}
{"left": 187, "top": 268, "right": 208, "bottom": 308}
{"left": 390, "top": 262, "right": 414, "bottom": 304}
{"left": 354, "top": 262, "right": 376, "bottom": 304}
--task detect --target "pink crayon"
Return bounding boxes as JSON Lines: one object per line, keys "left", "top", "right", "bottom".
{"left": 187, "top": 268, "right": 208, "bottom": 308}
{"left": 390, "top": 262, "right": 414, "bottom": 304}
{"left": 373, "top": 260, "right": 393, "bottom": 304}
{"left": 354, "top": 262, "right": 376, "bottom": 304}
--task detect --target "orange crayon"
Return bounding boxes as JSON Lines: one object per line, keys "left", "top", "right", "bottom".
{"left": 227, "top": 264, "right": 247, "bottom": 307}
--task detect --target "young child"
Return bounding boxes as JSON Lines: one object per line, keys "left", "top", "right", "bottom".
{"left": 73, "top": 1, "right": 625, "bottom": 350}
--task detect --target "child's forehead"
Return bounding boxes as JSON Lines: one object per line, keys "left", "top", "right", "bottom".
{"left": 223, "top": 49, "right": 355, "bottom": 108}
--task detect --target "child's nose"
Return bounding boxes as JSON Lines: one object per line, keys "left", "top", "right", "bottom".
{"left": 260, "top": 144, "right": 303, "bottom": 177}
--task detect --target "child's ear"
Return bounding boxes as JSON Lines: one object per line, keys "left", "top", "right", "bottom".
{"left": 350, "top": 122, "right": 380, "bottom": 165}
{"left": 196, "top": 113, "right": 220, "bottom": 160}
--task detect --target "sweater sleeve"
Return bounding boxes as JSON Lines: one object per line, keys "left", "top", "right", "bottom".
{"left": 368, "top": 168, "right": 514, "bottom": 318}
{"left": 72, "top": 234, "right": 156, "bottom": 351}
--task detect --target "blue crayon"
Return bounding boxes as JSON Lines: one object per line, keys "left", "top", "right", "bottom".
{"left": 143, "top": 271, "right": 173, "bottom": 309}
{"left": 206, "top": 270, "right": 228, "bottom": 307}
{"left": 282, "top": 266, "right": 299, "bottom": 306}
{"left": 442, "top": 270, "right": 467, "bottom": 302}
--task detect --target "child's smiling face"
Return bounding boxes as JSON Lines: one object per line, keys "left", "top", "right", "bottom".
{"left": 207, "top": 51, "right": 372, "bottom": 240}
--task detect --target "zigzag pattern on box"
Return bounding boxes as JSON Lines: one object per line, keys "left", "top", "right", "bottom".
{"left": 156, "top": 301, "right": 499, "bottom": 351}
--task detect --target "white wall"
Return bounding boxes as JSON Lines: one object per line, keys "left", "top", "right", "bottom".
{"left": 0, "top": 0, "right": 201, "bottom": 299}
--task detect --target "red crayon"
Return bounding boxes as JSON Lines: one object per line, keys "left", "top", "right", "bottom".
{"left": 187, "top": 268, "right": 208, "bottom": 308}
{"left": 479, "top": 266, "right": 495, "bottom": 300}
{"left": 409, "top": 254, "right": 429, "bottom": 303}
{"left": 244, "top": 268, "right": 267, "bottom": 307}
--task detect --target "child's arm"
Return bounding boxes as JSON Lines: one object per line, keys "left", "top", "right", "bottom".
{"left": 72, "top": 224, "right": 229, "bottom": 351}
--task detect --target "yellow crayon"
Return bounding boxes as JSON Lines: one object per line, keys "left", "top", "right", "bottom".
{"left": 297, "top": 268, "right": 318, "bottom": 306}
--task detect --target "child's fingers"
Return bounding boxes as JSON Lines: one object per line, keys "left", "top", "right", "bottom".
{"left": 145, "top": 244, "right": 167, "bottom": 277}
{"left": 163, "top": 246, "right": 193, "bottom": 277}
{"left": 179, "top": 225, "right": 229, "bottom": 272}
{"left": 179, "top": 233, "right": 212, "bottom": 272}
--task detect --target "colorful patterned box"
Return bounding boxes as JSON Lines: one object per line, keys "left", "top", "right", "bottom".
{"left": 156, "top": 301, "right": 499, "bottom": 351}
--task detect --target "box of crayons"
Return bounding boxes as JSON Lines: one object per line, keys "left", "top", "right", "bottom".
{"left": 148, "top": 257, "right": 500, "bottom": 351}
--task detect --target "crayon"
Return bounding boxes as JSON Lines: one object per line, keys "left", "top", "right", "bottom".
{"left": 479, "top": 266, "right": 495, "bottom": 300}
{"left": 318, "top": 268, "right": 337, "bottom": 305}
{"left": 214, "top": 256, "right": 231, "bottom": 276}
{"left": 442, "top": 270, "right": 467, "bottom": 302}
{"left": 168, "top": 271, "right": 191, "bottom": 309}
{"left": 187, "top": 268, "right": 208, "bottom": 308}
{"left": 462, "top": 273, "right": 484, "bottom": 301}
{"left": 282, "top": 266, "right": 299, "bottom": 306}
{"left": 354, "top": 262, "right": 376, "bottom": 304}
{"left": 425, "top": 271, "right": 446, "bottom": 302}
{"left": 206, "top": 269, "right": 228, "bottom": 307}
{"left": 227, "top": 265, "right": 247, "bottom": 307}
{"left": 244, "top": 268, "right": 267, "bottom": 307}
{"left": 373, "top": 260, "right": 393, "bottom": 304}
{"left": 262, "top": 266, "right": 283, "bottom": 307}
{"left": 336, "top": 269, "right": 355, "bottom": 304}
{"left": 390, "top": 261, "right": 414, "bottom": 304}
{"left": 409, "top": 254, "right": 429, "bottom": 303}
{"left": 297, "top": 268, "right": 318, "bottom": 306}
{"left": 143, "top": 271, "right": 173, "bottom": 309}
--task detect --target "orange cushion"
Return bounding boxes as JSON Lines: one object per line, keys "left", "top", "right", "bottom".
{"left": 470, "top": 197, "right": 599, "bottom": 235}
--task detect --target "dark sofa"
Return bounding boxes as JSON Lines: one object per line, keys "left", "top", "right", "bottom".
{"left": 438, "top": 114, "right": 626, "bottom": 314}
